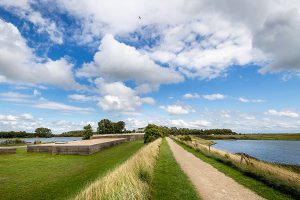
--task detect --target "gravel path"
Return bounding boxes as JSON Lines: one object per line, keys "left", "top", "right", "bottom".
{"left": 166, "top": 138, "right": 265, "bottom": 200}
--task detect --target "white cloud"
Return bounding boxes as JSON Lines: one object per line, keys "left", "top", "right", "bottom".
{"left": 68, "top": 94, "right": 96, "bottom": 102}
{"left": 183, "top": 93, "right": 200, "bottom": 99}
{"left": 0, "top": 19, "right": 80, "bottom": 89}
{"left": 203, "top": 93, "right": 226, "bottom": 100}
{"left": 77, "top": 34, "right": 183, "bottom": 92}
{"left": 169, "top": 119, "right": 211, "bottom": 129}
{"left": 33, "top": 89, "right": 41, "bottom": 97}
{"left": 95, "top": 78, "right": 154, "bottom": 112}
{"left": 238, "top": 97, "right": 266, "bottom": 103}
{"left": 160, "top": 104, "right": 195, "bottom": 115}
{"left": 33, "top": 101, "right": 94, "bottom": 113}
{"left": 0, "top": 1, "right": 63, "bottom": 44}
{"left": 265, "top": 109, "right": 299, "bottom": 118}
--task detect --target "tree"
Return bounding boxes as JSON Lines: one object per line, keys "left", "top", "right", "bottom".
{"left": 113, "top": 121, "right": 125, "bottom": 133}
{"left": 144, "top": 124, "right": 162, "bottom": 143}
{"left": 97, "top": 119, "right": 114, "bottom": 134}
{"left": 34, "top": 127, "right": 52, "bottom": 138}
{"left": 83, "top": 124, "right": 93, "bottom": 140}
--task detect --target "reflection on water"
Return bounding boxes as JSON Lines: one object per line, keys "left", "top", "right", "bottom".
{"left": 213, "top": 140, "right": 300, "bottom": 165}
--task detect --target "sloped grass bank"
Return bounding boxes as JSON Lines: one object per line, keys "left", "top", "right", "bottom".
{"left": 151, "top": 138, "right": 200, "bottom": 200}
{"left": 173, "top": 137, "right": 298, "bottom": 200}
{"left": 0, "top": 140, "right": 143, "bottom": 200}
{"left": 73, "top": 139, "right": 162, "bottom": 200}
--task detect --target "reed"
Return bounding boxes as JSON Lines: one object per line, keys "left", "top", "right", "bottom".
{"left": 73, "top": 139, "right": 161, "bottom": 200}
{"left": 173, "top": 135, "right": 300, "bottom": 197}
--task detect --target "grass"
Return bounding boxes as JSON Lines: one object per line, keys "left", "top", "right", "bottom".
{"left": 173, "top": 137, "right": 298, "bottom": 200}
{"left": 0, "top": 138, "right": 27, "bottom": 146}
{"left": 196, "top": 133, "right": 300, "bottom": 140}
{"left": 151, "top": 138, "right": 200, "bottom": 200}
{"left": 73, "top": 139, "right": 161, "bottom": 200}
{"left": 0, "top": 140, "right": 144, "bottom": 200}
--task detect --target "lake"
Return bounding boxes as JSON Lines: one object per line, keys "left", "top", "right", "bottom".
{"left": 0, "top": 137, "right": 82, "bottom": 143}
{"left": 213, "top": 140, "right": 300, "bottom": 166}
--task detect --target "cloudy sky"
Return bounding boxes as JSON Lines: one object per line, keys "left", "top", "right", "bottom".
{"left": 1, "top": 0, "right": 300, "bottom": 133}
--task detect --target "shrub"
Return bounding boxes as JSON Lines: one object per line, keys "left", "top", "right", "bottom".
{"left": 34, "top": 140, "right": 41, "bottom": 144}
{"left": 83, "top": 124, "right": 93, "bottom": 140}
{"left": 0, "top": 139, "right": 26, "bottom": 145}
{"left": 144, "top": 124, "right": 163, "bottom": 143}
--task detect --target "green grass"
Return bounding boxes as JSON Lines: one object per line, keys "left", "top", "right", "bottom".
{"left": 0, "top": 140, "right": 144, "bottom": 200}
{"left": 196, "top": 133, "right": 300, "bottom": 140}
{"left": 174, "top": 139, "right": 295, "bottom": 200}
{"left": 151, "top": 138, "right": 200, "bottom": 200}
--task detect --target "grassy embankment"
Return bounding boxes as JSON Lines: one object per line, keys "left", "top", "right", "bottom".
{"left": 0, "top": 140, "right": 143, "bottom": 200}
{"left": 73, "top": 139, "right": 162, "bottom": 200}
{"left": 197, "top": 133, "right": 300, "bottom": 140}
{"left": 151, "top": 138, "right": 200, "bottom": 200}
{"left": 173, "top": 136, "right": 300, "bottom": 200}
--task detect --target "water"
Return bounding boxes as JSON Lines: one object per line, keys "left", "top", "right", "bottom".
{"left": 212, "top": 140, "right": 300, "bottom": 166}
{"left": 0, "top": 137, "right": 82, "bottom": 143}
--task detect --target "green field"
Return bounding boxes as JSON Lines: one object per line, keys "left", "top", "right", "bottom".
{"left": 151, "top": 138, "right": 200, "bottom": 200}
{"left": 0, "top": 140, "right": 144, "bottom": 200}
{"left": 174, "top": 140, "right": 295, "bottom": 200}
{"left": 197, "top": 133, "right": 300, "bottom": 140}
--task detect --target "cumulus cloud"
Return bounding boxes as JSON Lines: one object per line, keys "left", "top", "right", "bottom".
{"left": 77, "top": 34, "right": 183, "bottom": 92}
{"left": 202, "top": 93, "right": 226, "bottom": 100}
{"left": 0, "top": 19, "right": 80, "bottom": 89}
{"left": 160, "top": 103, "right": 195, "bottom": 115}
{"left": 0, "top": 1, "right": 63, "bottom": 44}
{"left": 265, "top": 109, "right": 299, "bottom": 118}
{"left": 95, "top": 78, "right": 155, "bottom": 112}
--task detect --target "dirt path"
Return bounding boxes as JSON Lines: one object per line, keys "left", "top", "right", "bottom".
{"left": 166, "top": 138, "right": 265, "bottom": 200}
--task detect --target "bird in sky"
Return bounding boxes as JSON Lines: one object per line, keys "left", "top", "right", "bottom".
{"left": 138, "top": 16, "right": 141, "bottom": 19}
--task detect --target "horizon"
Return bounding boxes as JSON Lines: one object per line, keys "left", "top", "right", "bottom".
{"left": 1, "top": 1, "right": 300, "bottom": 134}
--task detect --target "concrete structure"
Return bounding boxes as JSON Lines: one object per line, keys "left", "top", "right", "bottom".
{"left": 0, "top": 147, "right": 17, "bottom": 154}
{"left": 27, "top": 138, "right": 126, "bottom": 155}
{"left": 91, "top": 133, "right": 144, "bottom": 141}
{"left": 134, "top": 128, "right": 145, "bottom": 133}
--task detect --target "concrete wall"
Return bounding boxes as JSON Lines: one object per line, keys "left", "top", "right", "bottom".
{"left": 91, "top": 133, "right": 144, "bottom": 141}
{"left": 0, "top": 147, "right": 16, "bottom": 154}
{"left": 27, "top": 138, "right": 127, "bottom": 155}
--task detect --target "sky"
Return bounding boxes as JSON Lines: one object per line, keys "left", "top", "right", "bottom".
{"left": 0, "top": 0, "right": 300, "bottom": 134}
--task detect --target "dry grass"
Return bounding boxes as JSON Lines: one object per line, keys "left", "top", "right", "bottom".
{"left": 173, "top": 136, "right": 300, "bottom": 197}
{"left": 73, "top": 139, "right": 161, "bottom": 200}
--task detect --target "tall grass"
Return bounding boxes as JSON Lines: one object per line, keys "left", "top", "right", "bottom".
{"left": 172, "top": 136, "right": 300, "bottom": 198}
{"left": 73, "top": 139, "right": 161, "bottom": 200}
{"left": 0, "top": 138, "right": 26, "bottom": 146}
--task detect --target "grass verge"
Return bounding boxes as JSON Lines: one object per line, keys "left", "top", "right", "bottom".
{"left": 0, "top": 140, "right": 143, "bottom": 200}
{"left": 151, "top": 138, "right": 200, "bottom": 200}
{"left": 173, "top": 137, "right": 298, "bottom": 200}
{"left": 73, "top": 139, "right": 161, "bottom": 200}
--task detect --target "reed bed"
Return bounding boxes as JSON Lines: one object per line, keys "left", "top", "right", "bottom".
{"left": 73, "top": 139, "right": 161, "bottom": 200}
{"left": 172, "top": 135, "right": 300, "bottom": 197}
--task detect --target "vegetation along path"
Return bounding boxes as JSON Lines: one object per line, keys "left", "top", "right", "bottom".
{"left": 166, "top": 137, "right": 265, "bottom": 200}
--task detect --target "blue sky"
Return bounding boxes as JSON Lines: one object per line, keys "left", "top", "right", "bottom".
{"left": 1, "top": 0, "right": 300, "bottom": 133}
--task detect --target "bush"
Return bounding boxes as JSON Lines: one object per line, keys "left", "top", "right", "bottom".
{"left": 83, "top": 124, "right": 93, "bottom": 140}
{"left": 34, "top": 140, "right": 41, "bottom": 144}
{"left": 0, "top": 139, "right": 26, "bottom": 145}
{"left": 144, "top": 124, "right": 163, "bottom": 143}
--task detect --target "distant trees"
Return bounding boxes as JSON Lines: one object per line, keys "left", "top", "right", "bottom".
{"left": 144, "top": 124, "right": 163, "bottom": 143}
{"left": 97, "top": 119, "right": 126, "bottom": 134}
{"left": 0, "top": 131, "right": 34, "bottom": 138}
{"left": 34, "top": 127, "right": 53, "bottom": 138}
{"left": 83, "top": 124, "right": 93, "bottom": 140}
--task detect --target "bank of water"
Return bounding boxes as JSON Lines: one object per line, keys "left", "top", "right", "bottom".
{"left": 213, "top": 140, "right": 300, "bottom": 166}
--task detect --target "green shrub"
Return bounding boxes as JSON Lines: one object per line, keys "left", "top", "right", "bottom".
{"left": 34, "top": 140, "right": 41, "bottom": 144}
{"left": 144, "top": 124, "right": 163, "bottom": 143}
{"left": 1, "top": 139, "right": 26, "bottom": 145}
{"left": 83, "top": 124, "right": 93, "bottom": 140}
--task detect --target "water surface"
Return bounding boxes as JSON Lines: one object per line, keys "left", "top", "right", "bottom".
{"left": 213, "top": 140, "right": 300, "bottom": 165}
